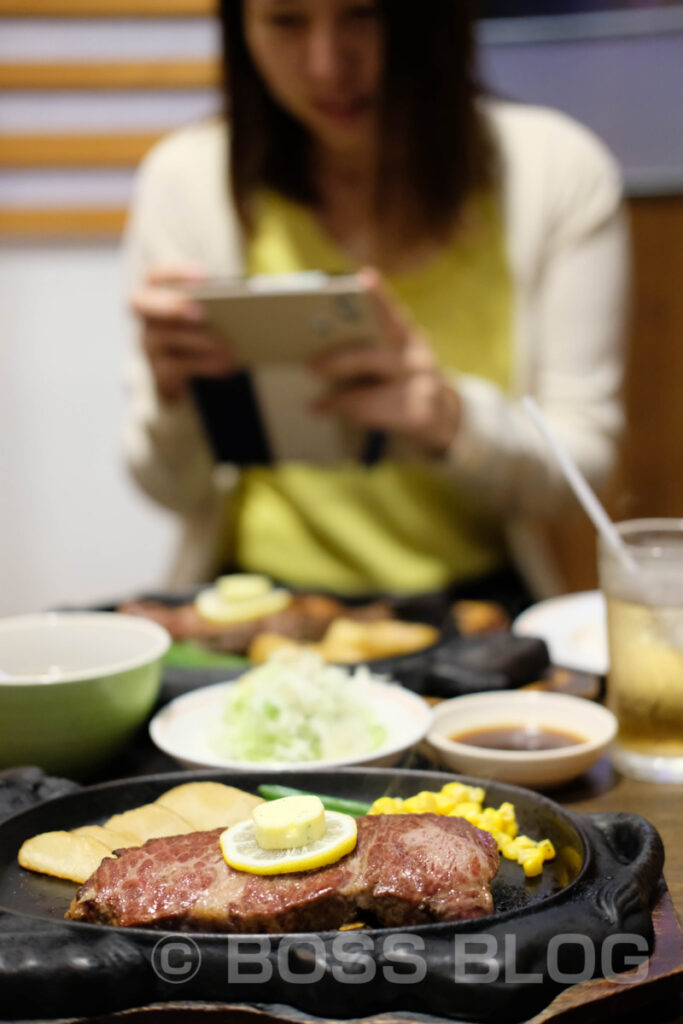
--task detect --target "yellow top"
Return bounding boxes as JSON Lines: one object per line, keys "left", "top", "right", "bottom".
{"left": 234, "top": 190, "right": 513, "bottom": 595}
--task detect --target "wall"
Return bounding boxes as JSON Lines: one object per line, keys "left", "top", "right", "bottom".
{"left": 548, "top": 195, "right": 683, "bottom": 591}
{"left": 0, "top": 243, "right": 177, "bottom": 615}
{"left": 0, "top": 8, "right": 215, "bottom": 615}
{"left": 480, "top": 16, "right": 683, "bottom": 194}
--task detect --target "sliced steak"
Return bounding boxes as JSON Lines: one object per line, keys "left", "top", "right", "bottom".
{"left": 66, "top": 814, "right": 499, "bottom": 932}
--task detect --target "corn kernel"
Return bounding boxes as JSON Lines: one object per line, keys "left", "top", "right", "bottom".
{"left": 403, "top": 791, "right": 442, "bottom": 813}
{"left": 517, "top": 847, "right": 539, "bottom": 862}
{"left": 489, "top": 830, "right": 507, "bottom": 850}
{"left": 450, "top": 800, "right": 481, "bottom": 818}
{"left": 496, "top": 803, "right": 518, "bottom": 837}
{"left": 520, "top": 852, "right": 544, "bottom": 877}
{"left": 502, "top": 839, "right": 521, "bottom": 859}
{"left": 478, "top": 809, "right": 503, "bottom": 832}
{"left": 440, "top": 782, "right": 469, "bottom": 801}
{"left": 512, "top": 835, "right": 537, "bottom": 850}
{"left": 369, "top": 797, "right": 402, "bottom": 815}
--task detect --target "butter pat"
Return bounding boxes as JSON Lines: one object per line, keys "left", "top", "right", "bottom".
{"left": 216, "top": 574, "right": 271, "bottom": 602}
{"left": 252, "top": 796, "right": 326, "bottom": 850}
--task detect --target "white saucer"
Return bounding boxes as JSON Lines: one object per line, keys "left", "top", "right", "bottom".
{"left": 149, "top": 676, "right": 432, "bottom": 771}
{"left": 512, "top": 590, "right": 608, "bottom": 675}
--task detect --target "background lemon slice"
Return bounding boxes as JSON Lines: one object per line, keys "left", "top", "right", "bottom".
{"left": 195, "top": 586, "right": 291, "bottom": 624}
{"left": 220, "top": 811, "right": 357, "bottom": 874}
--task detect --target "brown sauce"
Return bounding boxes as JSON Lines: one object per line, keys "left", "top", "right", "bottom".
{"left": 451, "top": 725, "right": 585, "bottom": 751}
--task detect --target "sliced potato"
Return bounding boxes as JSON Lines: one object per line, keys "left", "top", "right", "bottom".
{"left": 349, "top": 619, "right": 439, "bottom": 658}
{"left": 318, "top": 642, "right": 367, "bottom": 664}
{"left": 18, "top": 830, "right": 111, "bottom": 884}
{"left": 320, "top": 618, "right": 368, "bottom": 649}
{"left": 72, "top": 824, "right": 140, "bottom": 853}
{"left": 319, "top": 618, "right": 439, "bottom": 662}
{"left": 249, "top": 618, "right": 438, "bottom": 666}
{"left": 248, "top": 633, "right": 307, "bottom": 664}
{"left": 156, "top": 782, "right": 264, "bottom": 831}
{"left": 18, "top": 784, "right": 263, "bottom": 884}
{"left": 104, "top": 803, "right": 195, "bottom": 844}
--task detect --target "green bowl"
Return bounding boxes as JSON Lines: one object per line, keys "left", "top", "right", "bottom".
{"left": 0, "top": 612, "right": 170, "bottom": 778}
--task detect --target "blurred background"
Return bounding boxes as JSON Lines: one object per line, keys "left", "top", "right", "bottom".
{"left": 1, "top": 0, "right": 682, "bottom": 616}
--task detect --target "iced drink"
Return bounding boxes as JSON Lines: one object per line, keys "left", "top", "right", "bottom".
{"left": 599, "top": 519, "right": 683, "bottom": 783}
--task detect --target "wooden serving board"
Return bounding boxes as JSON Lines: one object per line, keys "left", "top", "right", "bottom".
{"left": 64, "top": 884, "right": 683, "bottom": 1024}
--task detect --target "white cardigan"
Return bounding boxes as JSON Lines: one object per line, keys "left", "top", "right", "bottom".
{"left": 122, "top": 100, "right": 629, "bottom": 596}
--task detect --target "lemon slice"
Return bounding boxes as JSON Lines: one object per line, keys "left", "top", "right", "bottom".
{"left": 216, "top": 574, "right": 272, "bottom": 602}
{"left": 195, "top": 586, "right": 291, "bottom": 624}
{"left": 220, "top": 811, "right": 357, "bottom": 875}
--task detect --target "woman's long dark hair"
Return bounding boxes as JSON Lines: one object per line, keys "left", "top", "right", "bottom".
{"left": 219, "top": 0, "right": 495, "bottom": 250}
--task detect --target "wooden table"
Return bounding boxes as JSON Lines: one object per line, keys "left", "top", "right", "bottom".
{"left": 515, "top": 758, "right": 683, "bottom": 1023}
{"left": 556, "top": 757, "right": 683, "bottom": 917}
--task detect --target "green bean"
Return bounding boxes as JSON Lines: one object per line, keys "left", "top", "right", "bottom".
{"left": 257, "top": 784, "right": 371, "bottom": 817}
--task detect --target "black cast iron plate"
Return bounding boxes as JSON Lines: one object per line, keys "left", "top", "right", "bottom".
{"left": 0, "top": 767, "right": 664, "bottom": 1024}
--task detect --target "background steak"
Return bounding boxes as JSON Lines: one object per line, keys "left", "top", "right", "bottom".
{"left": 67, "top": 814, "right": 499, "bottom": 932}
{"left": 118, "top": 595, "right": 393, "bottom": 653}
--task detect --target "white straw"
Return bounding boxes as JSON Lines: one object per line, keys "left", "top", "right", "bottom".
{"left": 522, "top": 396, "right": 638, "bottom": 573}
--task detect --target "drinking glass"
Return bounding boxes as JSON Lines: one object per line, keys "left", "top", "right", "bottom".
{"left": 598, "top": 518, "right": 683, "bottom": 783}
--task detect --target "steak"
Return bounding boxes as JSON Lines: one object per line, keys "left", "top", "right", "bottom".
{"left": 118, "top": 595, "right": 393, "bottom": 653}
{"left": 66, "top": 814, "right": 499, "bottom": 932}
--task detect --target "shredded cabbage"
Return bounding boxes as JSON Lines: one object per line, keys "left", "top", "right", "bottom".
{"left": 211, "top": 651, "right": 387, "bottom": 762}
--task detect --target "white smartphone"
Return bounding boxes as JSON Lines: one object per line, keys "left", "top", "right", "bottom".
{"left": 187, "top": 271, "right": 381, "bottom": 365}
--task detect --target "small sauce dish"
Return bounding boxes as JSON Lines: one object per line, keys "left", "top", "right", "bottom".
{"left": 426, "top": 691, "right": 618, "bottom": 789}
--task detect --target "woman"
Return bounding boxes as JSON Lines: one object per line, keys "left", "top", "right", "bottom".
{"left": 124, "top": 0, "right": 628, "bottom": 607}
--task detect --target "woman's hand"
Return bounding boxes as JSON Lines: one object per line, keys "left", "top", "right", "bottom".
{"left": 130, "top": 266, "right": 235, "bottom": 403}
{"left": 308, "top": 268, "right": 461, "bottom": 454}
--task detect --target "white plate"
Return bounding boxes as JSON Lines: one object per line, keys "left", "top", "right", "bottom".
{"left": 512, "top": 590, "right": 609, "bottom": 675}
{"left": 150, "top": 677, "right": 432, "bottom": 771}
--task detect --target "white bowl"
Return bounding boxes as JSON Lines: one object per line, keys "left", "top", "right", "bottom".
{"left": 426, "top": 691, "right": 617, "bottom": 789}
{"left": 150, "top": 677, "right": 431, "bottom": 771}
